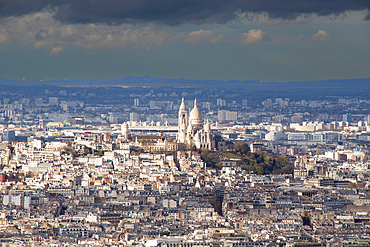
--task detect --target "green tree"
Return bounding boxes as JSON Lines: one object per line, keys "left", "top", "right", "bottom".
{"left": 256, "top": 154, "right": 264, "bottom": 163}
{"left": 248, "top": 153, "right": 256, "bottom": 160}
{"left": 264, "top": 156, "right": 271, "bottom": 164}
{"left": 96, "top": 150, "right": 104, "bottom": 157}
{"left": 215, "top": 163, "right": 223, "bottom": 170}
{"left": 208, "top": 153, "right": 220, "bottom": 166}
{"left": 201, "top": 149, "right": 220, "bottom": 168}
{"left": 255, "top": 164, "right": 264, "bottom": 174}
{"left": 235, "top": 142, "right": 243, "bottom": 154}
{"left": 201, "top": 149, "right": 210, "bottom": 161}
{"left": 235, "top": 142, "right": 250, "bottom": 155}
{"left": 272, "top": 156, "right": 293, "bottom": 174}
{"left": 275, "top": 156, "right": 289, "bottom": 168}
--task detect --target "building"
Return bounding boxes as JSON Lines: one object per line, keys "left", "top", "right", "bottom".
{"left": 48, "top": 97, "right": 58, "bottom": 106}
{"left": 130, "top": 112, "right": 140, "bottom": 122}
{"left": 121, "top": 122, "right": 130, "bottom": 141}
{"left": 262, "top": 99, "right": 272, "bottom": 108}
{"left": 217, "top": 98, "right": 226, "bottom": 107}
{"left": 177, "top": 98, "right": 214, "bottom": 149}
{"left": 135, "top": 133, "right": 178, "bottom": 153}
{"left": 218, "top": 110, "right": 237, "bottom": 121}
{"left": 343, "top": 113, "right": 352, "bottom": 123}
{"left": 3, "top": 130, "right": 15, "bottom": 142}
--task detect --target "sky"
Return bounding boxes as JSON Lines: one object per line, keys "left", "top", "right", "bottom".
{"left": 0, "top": 0, "right": 369, "bottom": 82}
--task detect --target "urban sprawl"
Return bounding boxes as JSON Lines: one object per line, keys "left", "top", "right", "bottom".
{"left": 1, "top": 85, "right": 370, "bottom": 247}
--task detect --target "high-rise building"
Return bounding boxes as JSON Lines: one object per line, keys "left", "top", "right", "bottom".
{"left": 366, "top": 115, "right": 370, "bottom": 125}
{"left": 242, "top": 99, "right": 248, "bottom": 107}
{"left": 134, "top": 99, "right": 139, "bottom": 106}
{"left": 3, "top": 130, "right": 15, "bottom": 142}
{"left": 49, "top": 97, "right": 58, "bottom": 106}
{"left": 217, "top": 99, "right": 226, "bottom": 107}
{"left": 130, "top": 112, "right": 140, "bottom": 122}
{"left": 35, "top": 98, "right": 43, "bottom": 106}
{"left": 343, "top": 113, "right": 352, "bottom": 122}
{"left": 262, "top": 99, "right": 272, "bottom": 108}
{"left": 218, "top": 110, "right": 237, "bottom": 121}
{"left": 275, "top": 98, "right": 285, "bottom": 108}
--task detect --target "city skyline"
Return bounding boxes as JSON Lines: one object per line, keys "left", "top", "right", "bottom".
{"left": 0, "top": 63, "right": 370, "bottom": 245}
{"left": 1, "top": 1, "right": 370, "bottom": 245}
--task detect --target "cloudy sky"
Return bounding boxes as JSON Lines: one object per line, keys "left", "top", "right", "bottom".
{"left": 0, "top": 0, "right": 369, "bottom": 82}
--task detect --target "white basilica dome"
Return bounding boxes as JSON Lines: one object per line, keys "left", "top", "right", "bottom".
{"left": 189, "top": 99, "right": 203, "bottom": 129}
{"left": 190, "top": 106, "right": 202, "bottom": 121}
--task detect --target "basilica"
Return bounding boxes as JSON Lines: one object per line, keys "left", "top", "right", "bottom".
{"left": 177, "top": 98, "right": 214, "bottom": 149}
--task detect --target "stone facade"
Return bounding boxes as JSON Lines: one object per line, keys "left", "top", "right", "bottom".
{"left": 177, "top": 98, "right": 214, "bottom": 149}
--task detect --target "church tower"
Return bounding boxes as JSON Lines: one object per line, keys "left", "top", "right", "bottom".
{"left": 177, "top": 98, "right": 188, "bottom": 143}
{"left": 121, "top": 122, "right": 130, "bottom": 141}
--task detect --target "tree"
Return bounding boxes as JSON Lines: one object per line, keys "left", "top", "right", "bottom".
{"left": 94, "top": 150, "right": 104, "bottom": 157}
{"left": 201, "top": 149, "right": 210, "bottom": 161}
{"left": 84, "top": 148, "right": 91, "bottom": 156}
{"left": 207, "top": 153, "right": 220, "bottom": 166}
{"left": 272, "top": 156, "right": 292, "bottom": 174}
{"left": 235, "top": 143, "right": 243, "bottom": 154}
{"left": 62, "top": 145, "right": 78, "bottom": 157}
{"left": 255, "top": 164, "right": 264, "bottom": 174}
{"left": 275, "top": 156, "right": 289, "bottom": 168}
{"left": 200, "top": 149, "right": 220, "bottom": 168}
{"left": 256, "top": 154, "right": 264, "bottom": 163}
{"left": 215, "top": 163, "right": 223, "bottom": 170}
{"left": 264, "top": 156, "right": 271, "bottom": 164}
{"left": 235, "top": 142, "right": 250, "bottom": 155}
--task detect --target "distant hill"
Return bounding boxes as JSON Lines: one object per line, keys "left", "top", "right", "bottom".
{"left": 0, "top": 77, "right": 369, "bottom": 90}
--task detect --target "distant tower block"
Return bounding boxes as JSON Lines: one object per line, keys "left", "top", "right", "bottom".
{"left": 121, "top": 122, "right": 129, "bottom": 141}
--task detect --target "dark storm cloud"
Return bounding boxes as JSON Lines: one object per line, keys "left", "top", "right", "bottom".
{"left": 0, "top": 0, "right": 369, "bottom": 25}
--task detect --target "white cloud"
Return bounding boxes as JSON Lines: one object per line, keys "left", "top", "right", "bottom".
{"left": 297, "top": 30, "right": 331, "bottom": 43}
{"left": 240, "top": 29, "right": 269, "bottom": 45}
{"left": 311, "top": 30, "right": 331, "bottom": 42}
{"left": 49, "top": 46, "right": 63, "bottom": 55}
{"left": 0, "top": 10, "right": 182, "bottom": 54}
{"left": 184, "top": 29, "right": 223, "bottom": 44}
